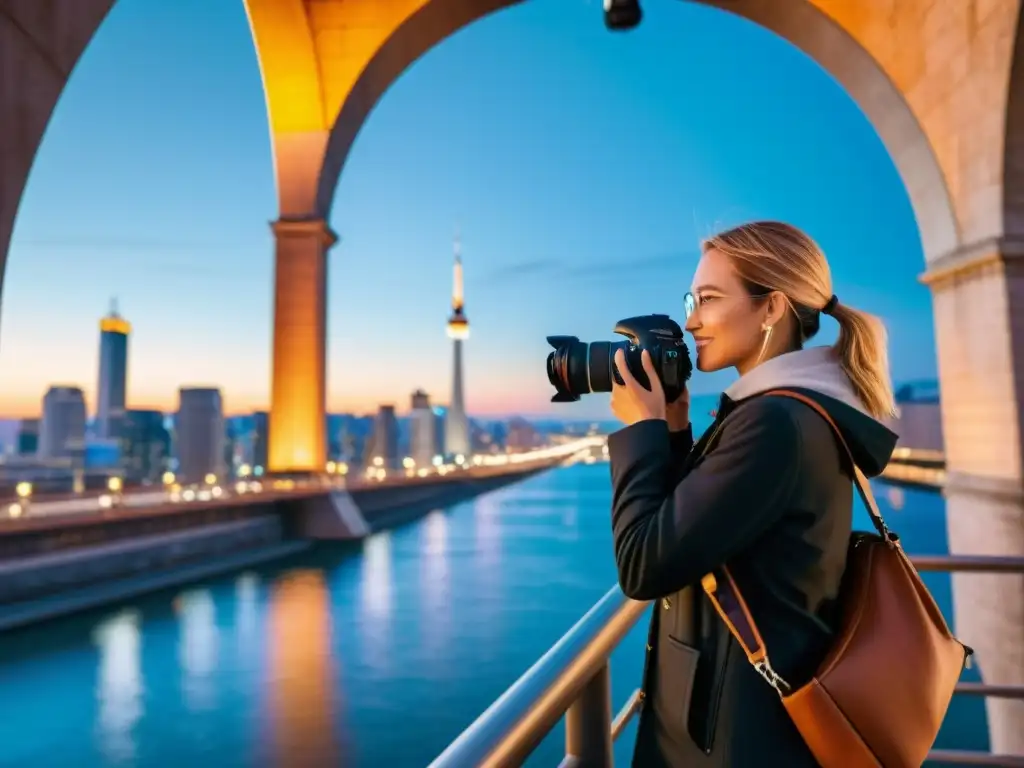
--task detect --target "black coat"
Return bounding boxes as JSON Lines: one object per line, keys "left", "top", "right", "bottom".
{"left": 607, "top": 385, "right": 897, "bottom": 767}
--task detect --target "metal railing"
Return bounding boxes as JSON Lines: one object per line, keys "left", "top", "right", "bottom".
{"left": 429, "top": 554, "right": 1024, "bottom": 768}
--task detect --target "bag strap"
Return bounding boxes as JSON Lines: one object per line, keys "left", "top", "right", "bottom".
{"left": 697, "top": 388, "right": 893, "bottom": 695}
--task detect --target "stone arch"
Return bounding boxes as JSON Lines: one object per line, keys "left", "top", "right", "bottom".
{"left": 313, "top": 0, "right": 523, "bottom": 219}
{"left": 0, "top": 0, "right": 117, "bottom": 310}
{"left": 313, "top": 0, "right": 960, "bottom": 264}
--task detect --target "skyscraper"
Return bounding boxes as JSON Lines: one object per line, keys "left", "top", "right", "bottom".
{"left": 371, "top": 404, "right": 399, "bottom": 468}
{"left": 409, "top": 389, "right": 436, "bottom": 468}
{"left": 95, "top": 299, "right": 130, "bottom": 440}
{"left": 38, "top": 386, "right": 87, "bottom": 462}
{"left": 445, "top": 233, "right": 470, "bottom": 457}
{"left": 252, "top": 411, "right": 269, "bottom": 471}
{"left": 16, "top": 418, "right": 39, "bottom": 455}
{"left": 120, "top": 409, "right": 171, "bottom": 483}
{"left": 175, "top": 387, "right": 225, "bottom": 484}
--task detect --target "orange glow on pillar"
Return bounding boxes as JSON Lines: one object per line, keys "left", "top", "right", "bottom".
{"left": 268, "top": 218, "right": 336, "bottom": 474}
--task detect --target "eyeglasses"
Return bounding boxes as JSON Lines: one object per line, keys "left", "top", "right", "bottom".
{"left": 683, "top": 291, "right": 774, "bottom": 320}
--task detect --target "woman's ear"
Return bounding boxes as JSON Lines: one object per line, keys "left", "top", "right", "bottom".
{"left": 765, "top": 291, "right": 789, "bottom": 328}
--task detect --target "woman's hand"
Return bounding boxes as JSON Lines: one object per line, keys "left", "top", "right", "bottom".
{"left": 611, "top": 349, "right": 668, "bottom": 426}
{"left": 666, "top": 386, "right": 691, "bottom": 433}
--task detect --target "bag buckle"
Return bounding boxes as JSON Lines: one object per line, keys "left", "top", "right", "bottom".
{"left": 755, "top": 659, "right": 791, "bottom": 696}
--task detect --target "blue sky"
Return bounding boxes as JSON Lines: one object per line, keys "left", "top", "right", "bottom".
{"left": 0, "top": 0, "right": 934, "bottom": 420}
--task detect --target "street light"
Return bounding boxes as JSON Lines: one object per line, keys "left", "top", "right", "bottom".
{"left": 204, "top": 473, "right": 217, "bottom": 486}
{"left": 106, "top": 476, "right": 123, "bottom": 507}
{"left": 15, "top": 481, "right": 31, "bottom": 512}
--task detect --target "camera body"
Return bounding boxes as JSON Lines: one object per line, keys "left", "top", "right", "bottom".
{"left": 546, "top": 314, "right": 692, "bottom": 403}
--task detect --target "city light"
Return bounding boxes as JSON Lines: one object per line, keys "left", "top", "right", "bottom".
{"left": 0, "top": 438, "right": 605, "bottom": 518}
{"left": 106, "top": 476, "right": 124, "bottom": 508}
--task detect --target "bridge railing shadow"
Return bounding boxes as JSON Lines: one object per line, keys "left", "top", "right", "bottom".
{"left": 428, "top": 556, "right": 1024, "bottom": 768}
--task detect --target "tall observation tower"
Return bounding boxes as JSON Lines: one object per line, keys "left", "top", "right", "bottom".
{"left": 96, "top": 298, "right": 131, "bottom": 440}
{"left": 445, "top": 232, "right": 470, "bottom": 458}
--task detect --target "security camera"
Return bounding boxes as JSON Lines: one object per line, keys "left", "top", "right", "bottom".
{"left": 604, "top": 0, "right": 642, "bottom": 30}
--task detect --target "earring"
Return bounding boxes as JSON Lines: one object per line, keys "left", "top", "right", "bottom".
{"left": 755, "top": 324, "right": 774, "bottom": 366}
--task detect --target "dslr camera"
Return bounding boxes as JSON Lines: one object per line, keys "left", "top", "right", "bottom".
{"left": 545, "top": 314, "right": 693, "bottom": 403}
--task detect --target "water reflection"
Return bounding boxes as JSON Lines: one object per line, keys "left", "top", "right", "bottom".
{"left": 266, "top": 569, "right": 343, "bottom": 766}
{"left": 420, "top": 510, "right": 450, "bottom": 653}
{"left": 175, "top": 589, "right": 219, "bottom": 712}
{"left": 235, "top": 573, "right": 260, "bottom": 651}
{"left": 473, "top": 492, "right": 503, "bottom": 574}
{"left": 360, "top": 532, "right": 393, "bottom": 623}
{"left": 886, "top": 486, "right": 906, "bottom": 511}
{"left": 360, "top": 532, "right": 394, "bottom": 674}
{"left": 472, "top": 492, "right": 504, "bottom": 644}
{"left": 92, "top": 609, "right": 144, "bottom": 764}
{"left": 562, "top": 502, "right": 579, "bottom": 536}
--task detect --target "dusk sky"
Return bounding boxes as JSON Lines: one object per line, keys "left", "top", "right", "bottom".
{"left": 0, "top": 0, "right": 934, "bottom": 421}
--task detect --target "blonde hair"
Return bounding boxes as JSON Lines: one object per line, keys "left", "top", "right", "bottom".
{"left": 702, "top": 221, "right": 895, "bottom": 419}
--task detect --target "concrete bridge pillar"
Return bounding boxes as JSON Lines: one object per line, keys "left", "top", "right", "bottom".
{"left": 267, "top": 217, "right": 335, "bottom": 474}
{"left": 924, "top": 239, "right": 1024, "bottom": 752}
{"left": 243, "top": 0, "right": 342, "bottom": 474}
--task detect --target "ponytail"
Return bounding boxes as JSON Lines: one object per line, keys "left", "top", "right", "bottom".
{"left": 830, "top": 301, "right": 895, "bottom": 420}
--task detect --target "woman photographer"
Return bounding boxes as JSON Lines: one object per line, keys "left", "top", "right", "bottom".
{"left": 607, "top": 221, "right": 899, "bottom": 767}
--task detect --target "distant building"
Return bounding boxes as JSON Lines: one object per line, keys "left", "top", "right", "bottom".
{"left": 16, "top": 418, "right": 39, "bottom": 456}
{"left": 370, "top": 404, "right": 399, "bottom": 468}
{"left": 506, "top": 417, "right": 543, "bottom": 452}
{"left": 175, "top": 387, "right": 225, "bottom": 484}
{"left": 433, "top": 406, "right": 447, "bottom": 457}
{"left": 409, "top": 389, "right": 436, "bottom": 467}
{"left": 889, "top": 381, "right": 944, "bottom": 452}
{"left": 120, "top": 409, "right": 170, "bottom": 483}
{"left": 38, "top": 386, "right": 87, "bottom": 462}
{"left": 252, "top": 410, "right": 269, "bottom": 471}
{"left": 95, "top": 300, "right": 131, "bottom": 440}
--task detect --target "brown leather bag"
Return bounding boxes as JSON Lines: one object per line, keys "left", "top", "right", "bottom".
{"left": 699, "top": 389, "right": 972, "bottom": 768}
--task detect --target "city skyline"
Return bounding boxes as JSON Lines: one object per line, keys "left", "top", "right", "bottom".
{"left": 0, "top": 0, "right": 936, "bottom": 421}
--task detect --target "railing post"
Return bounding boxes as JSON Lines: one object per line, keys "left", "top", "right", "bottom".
{"left": 564, "top": 662, "right": 614, "bottom": 767}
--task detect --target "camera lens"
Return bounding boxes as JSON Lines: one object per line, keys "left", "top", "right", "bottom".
{"left": 545, "top": 336, "right": 592, "bottom": 402}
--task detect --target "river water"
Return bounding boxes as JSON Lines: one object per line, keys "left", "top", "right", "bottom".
{"left": 0, "top": 462, "right": 987, "bottom": 766}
